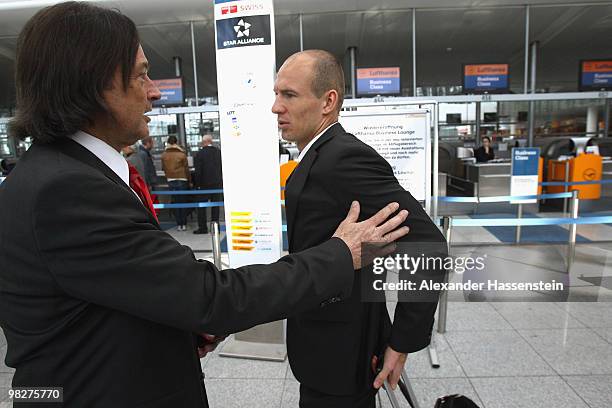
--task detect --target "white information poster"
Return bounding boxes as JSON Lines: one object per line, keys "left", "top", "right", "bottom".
{"left": 340, "top": 111, "right": 431, "bottom": 202}
{"left": 214, "top": 0, "right": 281, "bottom": 267}
{"left": 510, "top": 147, "right": 541, "bottom": 204}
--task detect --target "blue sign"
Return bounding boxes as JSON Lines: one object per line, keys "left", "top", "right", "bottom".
{"left": 512, "top": 148, "right": 540, "bottom": 176}
{"left": 464, "top": 64, "right": 509, "bottom": 93}
{"left": 356, "top": 67, "right": 400, "bottom": 96}
{"left": 152, "top": 78, "right": 183, "bottom": 107}
{"left": 580, "top": 60, "right": 612, "bottom": 90}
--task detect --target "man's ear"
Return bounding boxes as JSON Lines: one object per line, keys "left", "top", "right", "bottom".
{"left": 322, "top": 89, "right": 339, "bottom": 115}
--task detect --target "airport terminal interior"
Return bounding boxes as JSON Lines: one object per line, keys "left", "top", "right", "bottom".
{"left": 1, "top": 0, "right": 612, "bottom": 407}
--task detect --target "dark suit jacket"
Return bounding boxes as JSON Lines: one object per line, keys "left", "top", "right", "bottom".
{"left": 474, "top": 146, "right": 495, "bottom": 163}
{"left": 285, "top": 123, "right": 446, "bottom": 395}
{"left": 194, "top": 146, "right": 223, "bottom": 189}
{"left": 0, "top": 138, "right": 354, "bottom": 407}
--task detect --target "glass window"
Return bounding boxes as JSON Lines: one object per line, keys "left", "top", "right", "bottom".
{"left": 0, "top": 37, "right": 17, "bottom": 110}
{"left": 416, "top": 7, "right": 526, "bottom": 95}
{"left": 139, "top": 22, "right": 195, "bottom": 102}
{"left": 302, "top": 10, "right": 413, "bottom": 97}
{"left": 193, "top": 20, "right": 218, "bottom": 103}
{"left": 530, "top": 5, "right": 612, "bottom": 92}
{"left": 275, "top": 14, "right": 301, "bottom": 71}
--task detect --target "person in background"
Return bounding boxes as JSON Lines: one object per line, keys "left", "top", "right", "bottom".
{"left": 474, "top": 136, "right": 495, "bottom": 162}
{"left": 162, "top": 135, "right": 191, "bottom": 230}
{"left": 136, "top": 135, "right": 157, "bottom": 189}
{"left": 193, "top": 134, "right": 223, "bottom": 234}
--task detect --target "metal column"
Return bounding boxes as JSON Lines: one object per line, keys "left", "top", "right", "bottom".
{"left": 475, "top": 102, "right": 481, "bottom": 146}
{"left": 190, "top": 21, "right": 199, "bottom": 105}
{"left": 528, "top": 41, "right": 538, "bottom": 147}
{"left": 437, "top": 217, "right": 452, "bottom": 334}
{"left": 173, "top": 56, "right": 187, "bottom": 147}
{"left": 412, "top": 8, "right": 417, "bottom": 96}
{"left": 567, "top": 190, "right": 579, "bottom": 274}
{"left": 604, "top": 98, "right": 610, "bottom": 138}
{"left": 211, "top": 221, "right": 221, "bottom": 269}
{"left": 523, "top": 5, "right": 530, "bottom": 94}
{"left": 349, "top": 47, "right": 357, "bottom": 99}
{"left": 298, "top": 14, "right": 303, "bottom": 52}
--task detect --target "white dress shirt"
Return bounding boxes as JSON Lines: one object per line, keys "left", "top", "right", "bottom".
{"left": 69, "top": 131, "right": 139, "bottom": 199}
{"left": 296, "top": 122, "right": 338, "bottom": 163}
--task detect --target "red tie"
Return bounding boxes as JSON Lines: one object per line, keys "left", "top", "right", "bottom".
{"left": 127, "top": 163, "right": 158, "bottom": 222}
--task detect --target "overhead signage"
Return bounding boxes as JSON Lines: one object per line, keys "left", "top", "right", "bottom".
{"left": 356, "top": 67, "right": 400, "bottom": 96}
{"left": 151, "top": 78, "right": 183, "bottom": 107}
{"left": 463, "top": 64, "right": 509, "bottom": 94}
{"left": 579, "top": 60, "right": 612, "bottom": 91}
{"left": 510, "top": 147, "right": 540, "bottom": 204}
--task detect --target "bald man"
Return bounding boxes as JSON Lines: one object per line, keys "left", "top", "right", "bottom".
{"left": 273, "top": 50, "right": 446, "bottom": 407}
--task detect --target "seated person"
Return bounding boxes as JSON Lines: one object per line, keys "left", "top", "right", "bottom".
{"left": 474, "top": 136, "right": 495, "bottom": 162}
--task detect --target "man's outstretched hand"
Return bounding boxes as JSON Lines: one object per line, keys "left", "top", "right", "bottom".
{"left": 333, "top": 201, "right": 409, "bottom": 269}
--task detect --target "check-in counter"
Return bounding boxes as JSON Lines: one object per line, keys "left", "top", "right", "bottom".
{"left": 465, "top": 161, "right": 512, "bottom": 197}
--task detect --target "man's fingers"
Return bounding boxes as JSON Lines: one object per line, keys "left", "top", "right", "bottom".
{"left": 344, "top": 201, "right": 360, "bottom": 224}
{"left": 373, "top": 366, "right": 392, "bottom": 389}
{"left": 388, "top": 367, "right": 403, "bottom": 389}
{"left": 375, "top": 209, "right": 409, "bottom": 238}
{"left": 383, "top": 226, "right": 410, "bottom": 244}
{"left": 364, "top": 202, "right": 399, "bottom": 228}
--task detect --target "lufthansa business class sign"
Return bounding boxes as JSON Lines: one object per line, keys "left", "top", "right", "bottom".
{"left": 463, "top": 64, "right": 509, "bottom": 93}
{"left": 216, "top": 15, "right": 271, "bottom": 50}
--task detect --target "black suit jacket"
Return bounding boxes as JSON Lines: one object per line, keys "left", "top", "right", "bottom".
{"left": 194, "top": 146, "right": 223, "bottom": 189}
{"left": 285, "top": 123, "right": 446, "bottom": 395}
{"left": 0, "top": 138, "right": 354, "bottom": 407}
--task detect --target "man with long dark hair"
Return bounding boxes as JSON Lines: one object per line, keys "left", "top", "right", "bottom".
{"left": 0, "top": 3, "right": 411, "bottom": 407}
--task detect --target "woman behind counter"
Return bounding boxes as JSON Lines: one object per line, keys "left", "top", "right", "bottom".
{"left": 474, "top": 136, "right": 495, "bottom": 162}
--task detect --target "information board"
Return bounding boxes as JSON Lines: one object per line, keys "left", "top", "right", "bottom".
{"left": 214, "top": 0, "right": 281, "bottom": 267}
{"left": 356, "top": 67, "right": 400, "bottom": 96}
{"left": 463, "top": 64, "right": 509, "bottom": 93}
{"left": 340, "top": 110, "right": 431, "bottom": 202}
{"left": 152, "top": 78, "right": 184, "bottom": 107}
{"left": 510, "top": 147, "right": 540, "bottom": 204}
{"left": 580, "top": 60, "right": 612, "bottom": 91}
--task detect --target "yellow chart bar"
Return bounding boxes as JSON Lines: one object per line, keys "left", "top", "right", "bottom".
{"left": 231, "top": 219, "right": 253, "bottom": 224}
{"left": 233, "top": 246, "right": 255, "bottom": 251}
{"left": 231, "top": 212, "right": 252, "bottom": 217}
{"left": 232, "top": 239, "right": 254, "bottom": 245}
{"left": 232, "top": 232, "right": 253, "bottom": 237}
{"left": 231, "top": 225, "right": 253, "bottom": 230}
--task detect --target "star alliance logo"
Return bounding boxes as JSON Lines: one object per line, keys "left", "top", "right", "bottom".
{"left": 216, "top": 14, "right": 271, "bottom": 49}
{"left": 234, "top": 19, "right": 251, "bottom": 38}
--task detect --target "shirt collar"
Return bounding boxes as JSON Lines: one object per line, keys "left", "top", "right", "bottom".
{"left": 296, "top": 121, "right": 338, "bottom": 163}
{"left": 69, "top": 130, "right": 130, "bottom": 187}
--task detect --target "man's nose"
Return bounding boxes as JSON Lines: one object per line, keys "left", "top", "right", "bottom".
{"left": 271, "top": 98, "right": 283, "bottom": 114}
{"left": 148, "top": 79, "right": 161, "bottom": 101}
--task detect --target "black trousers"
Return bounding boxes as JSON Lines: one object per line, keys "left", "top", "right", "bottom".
{"left": 299, "top": 384, "right": 377, "bottom": 408}
{"left": 196, "top": 192, "right": 222, "bottom": 231}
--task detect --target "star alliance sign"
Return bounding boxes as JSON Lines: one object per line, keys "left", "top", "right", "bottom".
{"left": 216, "top": 15, "right": 271, "bottom": 49}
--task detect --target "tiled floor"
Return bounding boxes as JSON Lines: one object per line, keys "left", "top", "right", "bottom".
{"left": 1, "top": 220, "right": 611, "bottom": 407}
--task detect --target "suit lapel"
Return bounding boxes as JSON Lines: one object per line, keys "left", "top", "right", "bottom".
{"left": 57, "top": 138, "right": 161, "bottom": 228}
{"left": 285, "top": 123, "right": 342, "bottom": 248}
